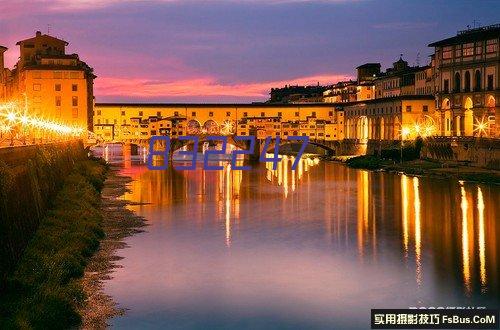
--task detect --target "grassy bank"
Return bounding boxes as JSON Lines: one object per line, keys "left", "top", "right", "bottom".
{"left": 0, "top": 159, "right": 107, "bottom": 329}
{"left": 345, "top": 156, "right": 500, "bottom": 184}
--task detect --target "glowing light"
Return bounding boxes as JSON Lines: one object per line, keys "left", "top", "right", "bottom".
{"left": 221, "top": 120, "right": 235, "bottom": 135}
{"left": 6, "top": 112, "right": 16, "bottom": 122}
{"left": 0, "top": 100, "right": 86, "bottom": 143}
{"left": 401, "top": 127, "right": 411, "bottom": 139}
{"left": 473, "top": 117, "right": 489, "bottom": 136}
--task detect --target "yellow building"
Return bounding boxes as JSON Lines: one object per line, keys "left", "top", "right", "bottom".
{"left": 344, "top": 95, "right": 437, "bottom": 140}
{"left": 1, "top": 31, "right": 95, "bottom": 134}
{"left": 93, "top": 103, "right": 344, "bottom": 143}
{"left": 429, "top": 24, "right": 499, "bottom": 137}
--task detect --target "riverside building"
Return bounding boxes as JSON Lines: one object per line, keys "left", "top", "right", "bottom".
{"left": 430, "top": 24, "right": 499, "bottom": 137}
{"left": 0, "top": 31, "right": 95, "bottom": 133}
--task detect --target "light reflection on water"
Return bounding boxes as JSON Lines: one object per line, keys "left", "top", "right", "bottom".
{"left": 92, "top": 145, "right": 499, "bottom": 329}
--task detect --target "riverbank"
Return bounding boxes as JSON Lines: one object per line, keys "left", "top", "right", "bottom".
{"left": 0, "top": 159, "right": 146, "bottom": 328}
{"left": 0, "top": 159, "right": 107, "bottom": 328}
{"left": 345, "top": 155, "right": 500, "bottom": 184}
{"left": 79, "top": 167, "right": 146, "bottom": 328}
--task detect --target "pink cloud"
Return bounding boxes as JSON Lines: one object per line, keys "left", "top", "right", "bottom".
{"left": 95, "top": 73, "right": 351, "bottom": 101}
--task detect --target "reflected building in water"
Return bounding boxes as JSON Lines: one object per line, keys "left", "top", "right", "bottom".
{"left": 99, "top": 144, "right": 499, "bottom": 305}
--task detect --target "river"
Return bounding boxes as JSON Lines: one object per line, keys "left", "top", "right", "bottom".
{"left": 94, "top": 145, "right": 499, "bottom": 329}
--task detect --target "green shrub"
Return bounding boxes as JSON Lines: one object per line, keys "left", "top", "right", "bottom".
{"left": 0, "top": 160, "right": 107, "bottom": 329}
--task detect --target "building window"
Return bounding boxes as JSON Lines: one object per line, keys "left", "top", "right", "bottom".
{"left": 464, "top": 71, "right": 471, "bottom": 92}
{"left": 209, "top": 112, "right": 214, "bottom": 117}
{"left": 454, "top": 45, "right": 461, "bottom": 58}
{"left": 423, "top": 105, "right": 428, "bottom": 112}
{"left": 72, "top": 108, "right": 78, "bottom": 118}
{"left": 72, "top": 96, "right": 78, "bottom": 106}
{"left": 157, "top": 111, "right": 161, "bottom": 117}
{"left": 260, "top": 112, "right": 265, "bottom": 117}
{"left": 55, "top": 96, "right": 61, "bottom": 107}
{"left": 295, "top": 112, "right": 299, "bottom": 117}
{"left": 444, "top": 79, "right": 449, "bottom": 93}
{"left": 243, "top": 112, "right": 248, "bottom": 117}
{"left": 475, "top": 42, "right": 483, "bottom": 55}
{"left": 72, "top": 84, "right": 78, "bottom": 92}
{"left": 475, "top": 70, "right": 481, "bottom": 91}
{"left": 192, "top": 111, "right": 196, "bottom": 117}
{"left": 454, "top": 72, "right": 461, "bottom": 92}
{"left": 278, "top": 112, "right": 282, "bottom": 117}
{"left": 486, "top": 39, "right": 498, "bottom": 53}
{"left": 311, "top": 111, "right": 316, "bottom": 117}
{"left": 406, "top": 106, "right": 412, "bottom": 112}
{"left": 97, "top": 110, "right": 101, "bottom": 116}
{"left": 33, "top": 84, "right": 41, "bottom": 91}
{"left": 442, "top": 46, "right": 452, "bottom": 59}
{"left": 55, "top": 84, "right": 61, "bottom": 91}
{"left": 463, "top": 43, "right": 474, "bottom": 57}
{"left": 226, "top": 112, "right": 231, "bottom": 117}
{"left": 487, "top": 74, "right": 494, "bottom": 91}
{"left": 121, "top": 111, "right": 125, "bottom": 116}
{"left": 329, "top": 111, "right": 333, "bottom": 116}
{"left": 139, "top": 111, "right": 143, "bottom": 116}
{"left": 174, "top": 111, "right": 179, "bottom": 116}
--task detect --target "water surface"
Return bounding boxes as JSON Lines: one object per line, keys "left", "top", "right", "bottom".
{"left": 96, "top": 146, "right": 499, "bottom": 329}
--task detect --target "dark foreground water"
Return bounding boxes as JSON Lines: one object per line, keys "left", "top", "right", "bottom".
{"left": 94, "top": 146, "right": 499, "bottom": 329}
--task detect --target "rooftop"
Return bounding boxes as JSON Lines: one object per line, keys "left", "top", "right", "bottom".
{"left": 428, "top": 23, "right": 500, "bottom": 47}
{"left": 16, "top": 31, "right": 69, "bottom": 46}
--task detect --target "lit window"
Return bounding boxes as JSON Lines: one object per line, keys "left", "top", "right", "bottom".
{"left": 463, "top": 43, "right": 474, "bottom": 56}
{"left": 486, "top": 39, "right": 498, "bottom": 53}
{"left": 442, "top": 46, "right": 452, "bottom": 59}
{"left": 475, "top": 42, "right": 483, "bottom": 55}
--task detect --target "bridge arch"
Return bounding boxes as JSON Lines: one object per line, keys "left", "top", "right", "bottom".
{"left": 263, "top": 138, "right": 336, "bottom": 158}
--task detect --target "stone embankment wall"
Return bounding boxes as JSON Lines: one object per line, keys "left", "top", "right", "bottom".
{"left": 0, "top": 141, "right": 86, "bottom": 289}
{"left": 422, "top": 137, "right": 500, "bottom": 169}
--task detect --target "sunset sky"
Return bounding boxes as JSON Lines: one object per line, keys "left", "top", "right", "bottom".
{"left": 2, "top": 0, "right": 500, "bottom": 103}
